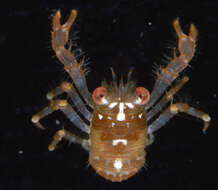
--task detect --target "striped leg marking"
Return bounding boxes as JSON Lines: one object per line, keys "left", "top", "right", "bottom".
{"left": 49, "top": 129, "right": 89, "bottom": 151}
{"left": 147, "top": 76, "right": 189, "bottom": 121}
{"left": 46, "top": 81, "right": 92, "bottom": 121}
{"left": 31, "top": 100, "right": 89, "bottom": 133}
{"left": 148, "top": 103, "right": 211, "bottom": 143}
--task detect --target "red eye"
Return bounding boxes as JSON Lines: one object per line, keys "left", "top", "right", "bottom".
{"left": 92, "top": 87, "right": 107, "bottom": 105}
{"left": 135, "top": 87, "right": 150, "bottom": 105}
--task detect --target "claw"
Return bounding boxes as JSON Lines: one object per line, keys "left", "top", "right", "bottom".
{"left": 189, "top": 23, "right": 198, "bottom": 41}
{"left": 63, "top": 10, "right": 78, "bottom": 30}
{"left": 51, "top": 10, "right": 78, "bottom": 52}
{"left": 52, "top": 10, "right": 61, "bottom": 30}
{"left": 52, "top": 9, "right": 77, "bottom": 31}
{"left": 172, "top": 18, "right": 197, "bottom": 60}
{"left": 173, "top": 18, "right": 198, "bottom": 41}
{"left": 173, "top": 19, "right": 184, "bottom": 38}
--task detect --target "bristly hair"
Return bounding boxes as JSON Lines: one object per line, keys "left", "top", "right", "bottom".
{"left": 101, "top": 68, "right": 137, "bottom": 98}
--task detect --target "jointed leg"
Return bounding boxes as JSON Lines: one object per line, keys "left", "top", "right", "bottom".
{"left": 51, "top": 10, "right": 93, "bottom": 108}
{"left": 147, "top": 76, "right": 189, "bottom": 121}
{"left": 31, "top": 100, "right": 89, "bottom": 133}
{"left": 46, "top": 81, "right": 92, "bottom": 121}
{"left": 48, "top": 129, "right": 90, "bottom": 151}
{"left": 148, "top": 103, "right": 211, "bottom": 144}
{"left": 146, "top": 19, "right": 198, "bottom": 109}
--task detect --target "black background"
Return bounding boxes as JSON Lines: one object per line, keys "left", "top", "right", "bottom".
{"left": 1, "top": 0, "right": 218, "bottom": 190}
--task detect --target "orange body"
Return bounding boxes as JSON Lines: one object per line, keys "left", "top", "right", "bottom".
{"left": 89, "top": 109, "right": 149, "bottom": 182}
{"left": 31, "top": 10, "right": 152, "bottom": 182}
{"left": 31, "top": 10, "right": 211, "bottom": 183}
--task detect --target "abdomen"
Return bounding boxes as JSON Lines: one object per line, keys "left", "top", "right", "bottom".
{"left": 89, "top": 117, "right": 148, "bottom": 182}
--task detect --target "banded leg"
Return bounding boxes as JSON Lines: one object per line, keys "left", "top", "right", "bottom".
{"left": 46, "top": 81, "right": 92, "bottom": 121}
{"left": 146, "top": 19, "right": 198, "bottom": 109}
{"left": 148, "top": 103, "right": 211, "bottom": 144}
{"left": 52, "top": 10, "right": 93, "bottom": 108}
{"left": 48, "top": 129, "right": 89, "bottom": 151}
{"left": 31, "top": 100, "right": 89, "bottom": 133}
{"left": 147, "top": 76, "right": 189, "bottom": 121}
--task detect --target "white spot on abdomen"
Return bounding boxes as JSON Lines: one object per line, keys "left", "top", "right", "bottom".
{"left": 114, "top": 159, "right": 123, "bottom": 170}
{"left": 112, "top": 139, "right": 127, "bottom": 146}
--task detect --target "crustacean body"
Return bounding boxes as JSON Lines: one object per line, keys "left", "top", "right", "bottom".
{"left": 31, "top": 10, "right": 211, "bottom": 182}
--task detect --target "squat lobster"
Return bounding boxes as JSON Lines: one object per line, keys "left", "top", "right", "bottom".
{"left": 31, "top": 10, "right": 211, "bottom": 182}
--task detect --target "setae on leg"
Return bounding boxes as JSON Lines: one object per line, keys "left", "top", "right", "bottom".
{"left": 146, "top": 19, "right": 198, "bottom": 109}
{"left": 51, "top": 10, "right": 93, "bottom": 108}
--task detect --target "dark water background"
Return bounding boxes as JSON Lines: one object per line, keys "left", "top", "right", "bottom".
{"left": 1, "top": 0, "right": 218, "bottom": 189}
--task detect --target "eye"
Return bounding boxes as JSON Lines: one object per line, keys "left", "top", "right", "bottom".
{"left": 92, "top": 87, "right": 108, "bottom": 105}
{"left": 135, "top": 87, "right": 150, "bottom": 105}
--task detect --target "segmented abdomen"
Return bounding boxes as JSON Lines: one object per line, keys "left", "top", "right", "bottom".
{"left": 89, "top": 113, "right": 148, "bottom": 182}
